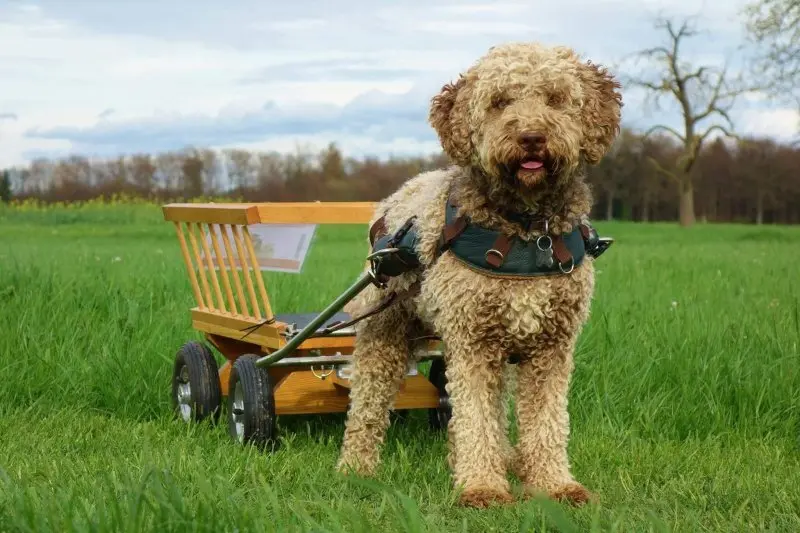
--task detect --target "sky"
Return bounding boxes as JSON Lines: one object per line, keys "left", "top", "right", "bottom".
{"left": 0, "top": 0, "right": 796, "bottom": 167}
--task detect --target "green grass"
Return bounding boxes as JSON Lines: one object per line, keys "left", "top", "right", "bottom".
{"left": 1, "top": 202, "right": 799, "bottom": 532}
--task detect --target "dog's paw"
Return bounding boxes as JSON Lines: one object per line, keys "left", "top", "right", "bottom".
{"left": 548, "top": 482, "right": 596, "bottom": 506}
{"left": 335, "top": 457, "right": 376, "bottom": 478}
{"left": 458, "top": 486, "right": 514, "bottom": 509}
{"left": 521, "top": 481, "right": 596, "bottom": 507}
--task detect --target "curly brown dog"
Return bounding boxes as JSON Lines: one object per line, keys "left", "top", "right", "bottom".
{"left": 335, "top": 41, "right": 622, "bottom": 508}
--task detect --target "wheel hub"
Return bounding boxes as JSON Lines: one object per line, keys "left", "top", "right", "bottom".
{"left": 176, "top": 365, "right": 192, "bottom": 422}
{"left": 231, "top": 382, "right": 245, "bottom": 442}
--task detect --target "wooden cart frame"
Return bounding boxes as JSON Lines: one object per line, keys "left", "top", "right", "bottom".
{"left": 163, "top": 201, "right": 450, "bottom": 447}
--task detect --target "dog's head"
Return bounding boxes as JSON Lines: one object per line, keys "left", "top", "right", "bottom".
{"left": 429, "top": 42, "right": 622, "bottom": 189}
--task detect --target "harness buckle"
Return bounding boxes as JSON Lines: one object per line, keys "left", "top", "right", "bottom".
{"left": 485, "top": 248, "right": 505, "bottom": 264}
{"left": 558, "top": 257, "right": 575, "bottom": 274}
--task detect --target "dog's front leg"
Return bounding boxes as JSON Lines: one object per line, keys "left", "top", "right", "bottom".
{"left": 443, "top": 333, "right": 514, "bottom": 508}
{"left": 513, "top": 334, "right": 594, "bottom": 506}
{"left": 336, "top": 306, "right": 410, "bottom": 477}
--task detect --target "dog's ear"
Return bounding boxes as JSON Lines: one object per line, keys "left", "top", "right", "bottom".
{"left": 428, "top": 75, "right": 472, "bottom": 165}
{"left": 577, "top": 61, "right": 623, "bottom": 165}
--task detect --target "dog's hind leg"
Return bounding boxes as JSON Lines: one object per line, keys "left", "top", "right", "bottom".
{"left": 442, "top": 331, "right": 514, "bottom": 508}
{"left": 513, "top": 334, "right": 594, "bottom": 506}
{"left": 336, "top": 305, "right": 411, "bottom": 477}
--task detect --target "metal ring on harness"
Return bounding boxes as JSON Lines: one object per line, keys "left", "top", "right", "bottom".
{"left": 558, "top": 257, "right": 575, "bottom": 274}
{"left": 536, "top": 235, "right": 552, "bottom": 251}
{"left": 366, "top": 247, "right": 400, "bottom": 261}
{"left": 485, "top": 248, "right": 504, "bottom": 264}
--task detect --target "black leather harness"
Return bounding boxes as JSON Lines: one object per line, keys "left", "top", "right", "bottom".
{"left": 369, "top": 189, "right": 608, "bottom": 279}
{"left": 434, "top": 190, "right": 604, "bottom": 277}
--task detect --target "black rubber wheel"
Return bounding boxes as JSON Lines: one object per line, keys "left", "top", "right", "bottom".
{"left": 427, "top": 357, "right": 452, "bottom": 431}
{"left": 227, "top": 355, "right": 277, "bottom": 450}
{"left": 171, "top": 341, "right": 222, "bottom": 424}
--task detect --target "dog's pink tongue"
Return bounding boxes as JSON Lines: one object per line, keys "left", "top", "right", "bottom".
{"left": 521, "top": 160, "right": 544, "bottom": 170}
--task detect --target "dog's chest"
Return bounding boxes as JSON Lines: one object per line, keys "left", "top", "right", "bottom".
{"left": 417, "top": 252, "right": 595, "bottom": 344}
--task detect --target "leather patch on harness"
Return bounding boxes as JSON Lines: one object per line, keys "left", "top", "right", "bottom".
{"left": 552, "top": 235, "right": 573, "bottom": 265}
{"left": 369, "top": 215, "right": 387, "bottom": 246}
{"left": 485, "top": 233, "right": 512, "bottom": 268}
{"left": 442, "top": 216, "right": 468, "bottom": 244}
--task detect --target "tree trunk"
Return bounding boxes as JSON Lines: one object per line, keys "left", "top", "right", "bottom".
{"left": 709, "top": 188, "right": 717, "bottom": 222}
{"left": 641, "top": 190, "right": 650, "bottom": 222}
{"left": 605, "top": 191, "right": 614, "bottom": 221}
{"left": 679, "top": 180, "right": 695, "bottom": 227}
{"left": 756, "top": 190, "right": 764, "bottom": 225}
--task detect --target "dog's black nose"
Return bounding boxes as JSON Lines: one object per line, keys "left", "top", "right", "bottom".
{"left": 518, "top": 132, "right": 547, "bottom": 148}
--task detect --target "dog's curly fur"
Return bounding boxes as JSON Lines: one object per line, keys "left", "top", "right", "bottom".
{"left": 335, "top": 42, "right": 622, "bottom": 508}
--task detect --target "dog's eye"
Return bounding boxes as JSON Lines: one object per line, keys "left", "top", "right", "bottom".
{"left": 491, "top": 95, "right": 512, "bottom": 110}
{"left": 547, "top": 93, "right": 565, "bottom": 107}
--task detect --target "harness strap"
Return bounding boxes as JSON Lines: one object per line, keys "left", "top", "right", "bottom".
{"left": 369, "top": 215, "right": 388, "bottom": 246}
{"left": 437, "top": 189, "right": 467, "bottom": 257}
{"left": 442, "top": 216, "right": 468, "bottom": 245}
{"left": 578, "top": 223, "right": 591, "bottom": 241}
{"left": 316, "top": 281, "right": 421, "bottom": 336}
{"left": 552, "top": 235, "right": 573, "bottom": 265}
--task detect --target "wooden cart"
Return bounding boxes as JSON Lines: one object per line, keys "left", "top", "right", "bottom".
{"left": 162, "top": 201, "right": 450, "bottom": 449}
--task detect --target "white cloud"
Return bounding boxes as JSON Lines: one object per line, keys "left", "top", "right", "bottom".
{"left": 412, "top": 20, "right": 542, "bottom": 35}
{"left": 433, "top": 3, "right": 530, "bottom": 15}
{"left": 739, "top": 108, "right": 800, "bottom": 140}
{"left": 255, "top": 18, "right": 328, "bottom": 31}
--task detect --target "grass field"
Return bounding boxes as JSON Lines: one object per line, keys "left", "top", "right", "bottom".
{"left": 1, "top": 201, "right": 799, "bottom": 532}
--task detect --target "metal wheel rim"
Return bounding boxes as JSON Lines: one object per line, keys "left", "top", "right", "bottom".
{"left": 231, "top": 381, "right": 245, "bottom": 442}
{"left": 176, "top": 365, "right": 192, "bottom": 422}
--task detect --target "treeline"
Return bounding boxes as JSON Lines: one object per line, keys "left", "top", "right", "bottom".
{"left": 2, "top": 129, "right": 799, "bottom": 224}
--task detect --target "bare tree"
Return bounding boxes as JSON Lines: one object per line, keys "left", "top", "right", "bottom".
{"left": 108, "top": 157, "right": 128, "bottom": 187}
{"left": 200, "top": 149, "right": 219, "bottom": 194}
{"left": 626, "top": 16, "right": 760, "bottom": 226}
{"left": 27, "top": 158, "right": 54, "bottom": 193}
{"left": 224, "top": 149, "right": 255, "bottom": 191}
{"left": 155, "top": 151, "right": 184, "bottom": 191}
{"left": 129, "top": 154, "right": 157, "bottom": 192}
{"left": 53, "top": 155, "right": 91, "bottom": 189}
{"left": 744, "top": 0, "right": 800, "bottom": 108}
{"left": 180, "top": 148, "right": 205, "bottom": 198}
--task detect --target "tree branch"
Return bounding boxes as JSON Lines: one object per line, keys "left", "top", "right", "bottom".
{"left": 643, "top": 124, "right": 687, "bottom": 144}
{"left": 697, "top": 124, "right": 738, "bottom": 146}
{"left": 744, "top": 0, "right": 800, "bottom": 104}
{"left": 646, "top": 155, "right": 681, "bottom": 184}
{"left": 680, "top": 66, "right": 708, "bottom": 85}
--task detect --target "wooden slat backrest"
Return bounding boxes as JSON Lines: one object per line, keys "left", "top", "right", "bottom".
{"left": 165, "top": 202, "right": 376, "bottom": 322}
